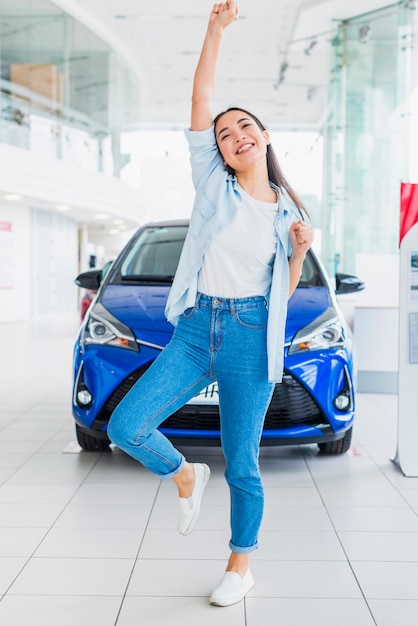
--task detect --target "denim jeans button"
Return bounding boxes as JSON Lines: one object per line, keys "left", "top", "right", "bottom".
{"left": 213, "top": 298, "right": 220, "bottom": 305}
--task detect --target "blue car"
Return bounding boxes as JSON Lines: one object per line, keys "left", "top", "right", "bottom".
{"left": 72, "top": 220, "right": 364, "bottom": 454}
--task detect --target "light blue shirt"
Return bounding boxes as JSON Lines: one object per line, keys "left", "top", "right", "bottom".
{"left": 165, "top": 126, "right": 305, "bottom": 382}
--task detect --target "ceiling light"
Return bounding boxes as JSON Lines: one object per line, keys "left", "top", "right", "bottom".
{"left": 56, "top": 204, "right": 70, "bottom": 212}
{"left": 358, "top": 25, "right": 371, "bottom": 44}
{"left": 108, "top": 229, "right": 119, "bottom": 235}
{"left": 2, "top": 193, "right": 22, "bottom": 201}
{"left": 304, "top": 40, "right": 317, "bottom": 55}
{"left": 95, "top": 213, "right": 109, "bottom": 220}
{"left": 112, "top": 219, "right": 124, "bottom": 225}
{"left": 273, "top": 61, "right": 288, "bottom": 90}
{"left": 307, "top": 86, "right": 317, "bottom": 101}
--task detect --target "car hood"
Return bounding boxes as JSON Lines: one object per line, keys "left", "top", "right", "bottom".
{"left": 100, "top": 284, "right": 173, "bottom": 346}
{"left": 99, "top": 283, "right": 334, "bottom": 347}
{"left": 285, "top": 287, "right": 333, "bottom": 343}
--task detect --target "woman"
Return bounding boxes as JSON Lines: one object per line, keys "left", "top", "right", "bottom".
{"left": 108, "top": 0, "right": 314, "bottom": 607}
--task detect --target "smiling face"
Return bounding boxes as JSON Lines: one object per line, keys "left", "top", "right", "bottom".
{"left": 214, "top": 109, "right": 270, "bottom": 174}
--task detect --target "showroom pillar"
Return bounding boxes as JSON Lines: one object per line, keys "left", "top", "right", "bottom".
{"left": 394, "top": 183, "right": 418, "bottom": 476}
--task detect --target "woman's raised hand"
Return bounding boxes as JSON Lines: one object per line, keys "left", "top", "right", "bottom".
{"left": 289, "top": 220, "right": 315, "bottom": 258}
{"left": 191, "top": 2, "right": 239, "bottom": 131}
{"left": 209, "top": 2, "right": 239, "bottom": 29}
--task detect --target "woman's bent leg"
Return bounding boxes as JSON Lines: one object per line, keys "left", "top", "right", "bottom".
{"left": 108, "top": 329, "right": 212, "bottom": 478}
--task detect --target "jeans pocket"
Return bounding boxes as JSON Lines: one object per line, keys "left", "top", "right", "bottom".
{"left": 181, "top": 306, "right": 196, "bottom": 319}
{"left": 234, "top": 306, "right": 268, "bottom": 329}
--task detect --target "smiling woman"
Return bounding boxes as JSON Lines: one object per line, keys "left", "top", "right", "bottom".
{"left": 105, "top": 0, "right": 315, "bottom": 608}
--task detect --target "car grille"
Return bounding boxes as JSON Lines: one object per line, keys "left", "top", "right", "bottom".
{"left": 95, "top": 367, "right": 324, "bottom": 432}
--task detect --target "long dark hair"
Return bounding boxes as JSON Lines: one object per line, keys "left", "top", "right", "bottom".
{"left": 213, "top": 107, "right": 305, "bottom": 212}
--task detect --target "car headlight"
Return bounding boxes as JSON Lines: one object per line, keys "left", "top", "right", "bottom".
{"left": 83, "top": 302, "right": 139, "bottom": 351}
{"left": 288, "top": 307, "right": 345, "bottom": 355}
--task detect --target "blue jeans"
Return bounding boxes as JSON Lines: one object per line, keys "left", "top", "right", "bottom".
{"left": 108, "top": 293, "right": 275, "bottom": 554}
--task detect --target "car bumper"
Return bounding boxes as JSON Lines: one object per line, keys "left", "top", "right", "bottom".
{"left": 72, "top": 343, "right": 355, "bottom": 447}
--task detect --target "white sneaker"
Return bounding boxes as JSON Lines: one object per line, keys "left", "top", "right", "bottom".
{"left": 210, "top": 569, "right": 255, "bottom": 607}
{"left": 177, "top": 463, "right": 210, "bottom": 536}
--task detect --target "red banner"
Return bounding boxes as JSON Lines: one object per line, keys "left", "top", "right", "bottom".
{"left": 400, "top": 182, "right": 418, "bottom": 246}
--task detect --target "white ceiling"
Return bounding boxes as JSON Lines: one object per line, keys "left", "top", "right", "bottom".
{"left": 58, "top": 0, "right": 393, "bottom": 130}
{"left": 0, "top": 0, "right": 395, "bottom": 236}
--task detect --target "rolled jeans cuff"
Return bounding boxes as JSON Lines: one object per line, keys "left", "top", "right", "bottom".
{"left": 229, "top": 540, "right": 259, "bottom": 554}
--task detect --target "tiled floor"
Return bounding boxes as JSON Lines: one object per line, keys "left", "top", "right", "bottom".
{"left": 1, "top": 315, "right": 418, "bottom": 625}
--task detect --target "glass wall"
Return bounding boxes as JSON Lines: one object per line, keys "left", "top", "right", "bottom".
{"left": 0, "top": 0, "right": 140, "bottom": 178}
{"left": 323, "top": 2, "right": 412, "bottom": 276}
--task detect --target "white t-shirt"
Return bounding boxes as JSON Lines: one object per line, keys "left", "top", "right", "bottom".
{"left": 197, "top": 185, "right": 278, "bottom": 298}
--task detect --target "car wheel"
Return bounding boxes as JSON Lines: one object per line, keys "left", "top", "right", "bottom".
{"left": 318, "top": 426, "right": 353, "bottom": 455}
{"left": 76, "top": 424, "right": 110, "bottom": 452}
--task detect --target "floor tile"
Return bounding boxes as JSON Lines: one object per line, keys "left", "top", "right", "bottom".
{"left": 262, "top": 505, "right": 335, "bottom": 531}
{"left": 0, "top": 452, "right": 34, "bottom": 469}
{"left": 7, "top": 557, "right": 135, "bottom": 596}
{"left": 33, "top": 527, "right": 145, "bottom": 558}
{"left": 338, "top": 531, "right": 418, "bottom": 561}
{"left": 54, "top": 502, "right": 152, "bottom": 529}
{"left": 69, "top": 483, "right": 160, "bottom": 506}
{"left": 0, "top": 503, "right": 64, "bottom": 528}
{"left": 245, "top": 598, "right": 376, "bottom": 626}
{"left": 264, "top": 487, "right": 324, "bottom": 507}
{"left": 127, "top": 559, "right": 224, "bottom": 597}
{"left": 397, "top": 489, "right": 418, "bottom": 514}
{"left": 4, "top": 467, "right": 94, "bottom": 486}
{"left": 367, "top": 599, "right": 418, "bottom": 626}
{"left": 138, "top": 529, "right": 230, "bottom": 560}
{"left": 351, "top": 562, "right": 418, "bottom": 599}
{"left": 0, "top": 558, "right": 27, "bottom": 595}
{"left": 327, "top": 506, "right": 418, "bottom": 531}
{"left": 117, "top": 596, "right": 244, "bottom": 626}
{"left": 249, "top": 560, "right": 362, "bottom": 598}
{"left": 318, "top": 486, "right": 409, "bottom": 508}
{"left": 0, "top": 595, "right": 122, "bottom": 626}
{"left": 256, "top": 530, "right": 346, "bottom": 560}
{"left": 0, "top": 484, "right": 79, "bottom": 504}
{"left": 20, "top": 453, "right": 97, "bottom": 470}
{"left": 0, "top": 527, "right": 48, "bottom": 557}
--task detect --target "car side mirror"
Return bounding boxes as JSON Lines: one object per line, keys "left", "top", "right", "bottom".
{"left": 74, "top": 269, "right": 102, "bottom": 290}
{"left": 335, "top": 273, "right": 365, "bottom": 295}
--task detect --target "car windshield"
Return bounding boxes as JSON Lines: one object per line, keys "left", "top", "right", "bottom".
{"left": 114, "top": 224, "right": 188, "bottom": 283}
{"left": 298, "top": 250, "right": 327, "bottom": 288}
{"left": 111, "top": 222, "right": 326, "bottom": 287}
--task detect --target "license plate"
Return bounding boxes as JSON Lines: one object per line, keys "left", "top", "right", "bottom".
{"left": 187, "top": 382, "right": 219, "bottom": 405}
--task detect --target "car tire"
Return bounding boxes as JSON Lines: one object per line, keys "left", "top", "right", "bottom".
{"left": 318, "top": 426, "right": 353, "bottom": 455}
{"left": 76, "top": 424, "right": 111, "bottom": 452}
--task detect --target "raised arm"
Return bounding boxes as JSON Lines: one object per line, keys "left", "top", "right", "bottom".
{"left": 191, "top": 2, "right": 239, "bottom": 131}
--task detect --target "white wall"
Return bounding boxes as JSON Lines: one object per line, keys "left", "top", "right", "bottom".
{"left": 31, "top": 208, "right": 79, "bottom": 317}
{"left": 0, "top": 203, "right": 31, "bottom": 321}
{"left": 0, "top": 203, "right": 80, "bottom": 322}
{"left": 342, "top": 253, "right": 400, "bottom": 393}
{"left": 0, "top": 142, "right": 145, "bottom": 322}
